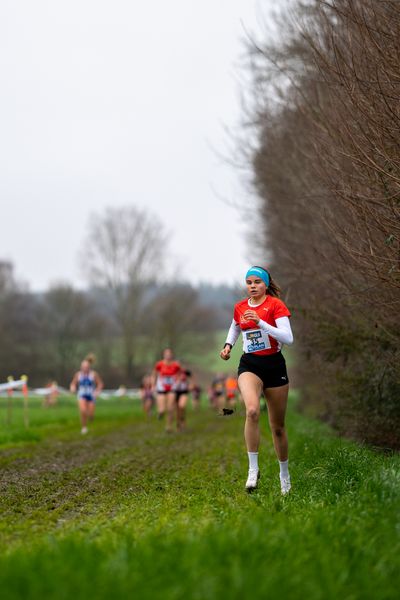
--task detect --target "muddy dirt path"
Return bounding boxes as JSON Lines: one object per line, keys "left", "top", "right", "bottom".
{"left": 0, "top": 413, "right": 229, "bottom": 547}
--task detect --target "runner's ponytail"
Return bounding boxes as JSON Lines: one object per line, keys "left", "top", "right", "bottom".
{"left": 267, "top": 276, "right": 281, "bottom": 298}
{"left": 85, "top": 353, "right": 96, "bottom": 366}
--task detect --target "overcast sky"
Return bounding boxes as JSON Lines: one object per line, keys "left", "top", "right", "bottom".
{"left": 0, "top": 0, "right": 278, "bottom": 291}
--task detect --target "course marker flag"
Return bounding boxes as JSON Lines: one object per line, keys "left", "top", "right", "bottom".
{"left": 21, "top": 375, "right": 29, "bottom": 428}
{"left": 6, "top": 376, "right": 14, "bottom": 425}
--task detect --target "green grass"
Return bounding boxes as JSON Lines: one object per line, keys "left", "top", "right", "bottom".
{"left": 0, "top": 391, "right": 399, "bottom": 599}
{"left": 0, "top": 395, "right": 139, "bottom": 446}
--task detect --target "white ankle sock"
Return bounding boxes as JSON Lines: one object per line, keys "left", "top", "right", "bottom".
{"left": 279, "top": 459, "right": 289, "bottom": 478}
{"left": 248, "top": 452, "right": 259, "bottom": 471}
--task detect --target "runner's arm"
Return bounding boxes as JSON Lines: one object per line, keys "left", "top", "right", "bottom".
{"left": 225, "top": 320, "right": 241, "bottom": 347}
{"left": 150, "top": 368, "right": 158, "bottom": 389}
{"left": 221, "top": 320, "right": 240, "bottom": 360}
{"left": 258, "top": 316, "right": 294, "bottom": 345}
{"left": 70, "top": 372, "right": 78, "bottom": 393}
{"left": 94, "top": 372, "right": 104, "bottom": 396}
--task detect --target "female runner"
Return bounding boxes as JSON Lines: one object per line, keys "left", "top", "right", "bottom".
{"left": 152, "top": 348, "right": 181, "bottom": 432}
{"left": 220, "top": 266, "right": 293, "bottom": 494}
{"left": 225, "top": 374, "right": 239, "bottom": 408}
{"left": 70, "top": 356, "right": 103, "bottom": 434}
{"left": 140, "top": 374, "right": 155, "bottom": 417}
{"left": 174, "top": 368, "right": 192, "bottom": 431}
{"left": 190, "top": 380, "right": 202, "bottom": 410}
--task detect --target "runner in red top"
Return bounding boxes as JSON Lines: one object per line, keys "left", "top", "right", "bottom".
{"left": 152, "top": 348, "right": 181, "bottom": 432}
{"left": 225, "top": 375, "right": 239, "bottom": 408}
{"left": 220, "top": 266, "right": 294, "bottom": 495}
{"left": 233, "top": 295, "right": 291, "bottom": 355}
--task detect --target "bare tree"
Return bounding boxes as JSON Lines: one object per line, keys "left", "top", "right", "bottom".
{"left": 245, "top": 0, "right": 400, "bottom": 447}
{"left": 0, "top": 261, "right": 16, "bottom": 295}
{"left": 0, "top": 261, "right": 47, "bottom": 384}
{"left": 146, "top": 284, "right": 217, "bottom": 360}
{"left": 40, "top": 284, "right": 106, "bottom": 384}
{"left": 80, "top": 206, "right": 167, "bottom": 381}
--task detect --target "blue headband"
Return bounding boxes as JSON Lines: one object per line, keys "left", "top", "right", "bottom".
{"left": 246, "top": 267, "right": 270, "bottom": 287}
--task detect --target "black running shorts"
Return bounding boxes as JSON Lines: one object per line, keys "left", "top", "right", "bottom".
{"left": 238, "top": 351, "right": 289, "bottom": 389}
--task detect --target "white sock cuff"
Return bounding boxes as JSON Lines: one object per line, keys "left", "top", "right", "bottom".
{"left": 247, "top": 452, "right": 259, "bottom": 471}
{"left": 279, "top": 459, "right": 289, "bottom": 477}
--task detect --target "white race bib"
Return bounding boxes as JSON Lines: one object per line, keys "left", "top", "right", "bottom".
{"left": 243, "top": 328, "right": 271, "bottom": 353}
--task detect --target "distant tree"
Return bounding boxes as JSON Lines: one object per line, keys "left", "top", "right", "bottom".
{"left": 0, "top": 261, "right": 16, "bottom": 295}
{"left": 80, "top": 206, "right": 167, "bottom": 381}
{"left": 146, "top": 283, "right": 217, "bottom": 360}
{"left": 0, "top": 261, "right": 43, "bottom": 383}
{"left": 39, "top": 284, "right": 107, "bottom": 383}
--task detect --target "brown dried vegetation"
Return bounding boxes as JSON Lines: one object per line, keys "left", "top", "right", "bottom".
{"left": 248, "top": 0, "right": 400, "bottom": 447}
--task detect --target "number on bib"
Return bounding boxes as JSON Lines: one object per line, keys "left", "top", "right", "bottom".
{"left": 243, "top": 329, "right": 271, "bottom": 353}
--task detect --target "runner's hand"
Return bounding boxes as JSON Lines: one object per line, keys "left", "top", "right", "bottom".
{"left": 243, "top": 309, "right": 260, "bottom": 324}
{"left": 220, "top": 345, "right": 231, "bottom": 361}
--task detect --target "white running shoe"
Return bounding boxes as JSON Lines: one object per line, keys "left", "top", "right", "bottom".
{"left": 81, "top": 426, "right": 88, "bottom": 435}
{"left": 245, "top": 469, "right": 260, "bottom": 491}
{"left": 280, "top": 475, "right": 291, "bottom": 495}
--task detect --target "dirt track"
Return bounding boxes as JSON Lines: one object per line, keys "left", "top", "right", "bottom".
{"left": 0, "top": 413, "right": 233, "bottom": 546}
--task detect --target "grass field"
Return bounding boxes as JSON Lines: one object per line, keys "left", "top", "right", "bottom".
{"left": 0, "top": 389, "right": 399, "bottom": 599}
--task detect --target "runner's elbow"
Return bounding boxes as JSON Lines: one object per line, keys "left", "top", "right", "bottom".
{"left": 285, "top": 332, "right": 294, "bottom": 345}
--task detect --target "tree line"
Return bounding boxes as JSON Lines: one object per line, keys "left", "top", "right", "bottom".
{"left": 0, "top": 206, "right": 235, "bottom": 387}
{"left": 247, "top": 0, "right": 400, "bottom": 447}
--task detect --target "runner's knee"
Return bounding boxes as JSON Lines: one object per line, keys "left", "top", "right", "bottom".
{"left": 246, "top": 406, "right": 260, "bottom": 422}
{"left": 271, "top": 424, "right": 285, "bottom": 438}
